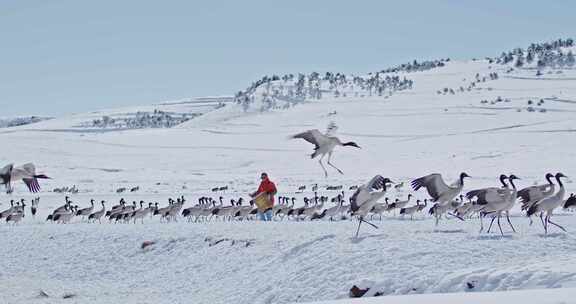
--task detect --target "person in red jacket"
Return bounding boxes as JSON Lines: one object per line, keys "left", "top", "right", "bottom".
{"left": 250, "top": 172, "right": 277, "bottom": 221}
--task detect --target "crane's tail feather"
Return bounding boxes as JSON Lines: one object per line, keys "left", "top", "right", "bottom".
{"left": 526, "top": 204, "right": 540, "bottom": 217}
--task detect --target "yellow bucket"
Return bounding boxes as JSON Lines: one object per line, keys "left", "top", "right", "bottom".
{"left": 254, "top": 193, "right": 272, "bottom": 211}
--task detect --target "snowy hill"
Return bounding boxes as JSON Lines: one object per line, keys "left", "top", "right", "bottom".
{"left": 1, "top": 39, "right": 576, "bottom": 304}
{"left": 0, "top": 116, "right": 51, "bottom": 128}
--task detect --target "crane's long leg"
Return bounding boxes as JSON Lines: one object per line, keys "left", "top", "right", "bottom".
{"left": 355, "top": 216, "right": 379, "bottom": 238}
{"left": 487, "top": 215, "right": 496, "bottom": 233}
{"left": 327, "top": 152, "right": 344, "bottom": 175}
{"left": 544, "top": 215, "right": 549, "bottom": 235}
{"left": 355, "top": 217, "right": 363, "bottom": 238}
{"left": 362, "top": 218, "right": 379, "bottom": 229}
{"left": 318, "top": 155, "right": 328, "bottom": 178}
{"left": 497, "top": 215, "right": 504, "bottom": 236}
{"left": 506, "top": 211, "right": 516, "bottom": 233}
{"left": 547, "top": 215, "right": 567, "bottom": 232}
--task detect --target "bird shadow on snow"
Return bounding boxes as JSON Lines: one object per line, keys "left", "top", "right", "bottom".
{"left": 282, "top": 234, "right": 336, "bottom": 261}
{"left": 414, "top": 229, "right": 466, "bottom": 234}
{"left": 350, "top": 233, "right": 387, "bottom": 244}
{"left": 536, "top": 233, "right": 570, "bottom": 239}
{"left": 473, "top": 234, "right": 515, "bottom": 240}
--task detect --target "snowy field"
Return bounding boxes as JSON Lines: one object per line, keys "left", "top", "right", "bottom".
{"left": 1, "top": 56, "right": 576, "bottom": 303}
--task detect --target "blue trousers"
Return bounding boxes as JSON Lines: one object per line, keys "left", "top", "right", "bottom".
{"left": 259, "top": 209, "right": 273, "bottom": 221}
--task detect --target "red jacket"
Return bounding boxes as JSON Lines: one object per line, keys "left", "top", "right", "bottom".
{"left": 256, "top": 178, "right": 277, "bottom": 204}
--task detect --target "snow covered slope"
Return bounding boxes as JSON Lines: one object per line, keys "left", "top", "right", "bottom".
{"left": 1, "top": 42, "right": 576, "bottom": 304}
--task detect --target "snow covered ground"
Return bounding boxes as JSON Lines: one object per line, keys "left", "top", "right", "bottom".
{"left": 1, "top": 56, "right": 576, "bottom": 303}
{"left": 313, "top": 288, "right": 576, "bottom": 304}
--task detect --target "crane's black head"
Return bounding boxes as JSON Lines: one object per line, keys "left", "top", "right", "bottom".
{"left": 383, "top": 178, "right": 393, "bottom": 184}
{"left": 342, "top": 142, "right": 361, "bottom": 148}
{"left": 459, "top": 172, "right": 470, "bottom": 182}
{"left": 508, "top": 174, "right": 520, "bottom": 180}
{"left": 556, "top": 172, "right": 567, "bottom": 179}
{"left": 545, "top": 173, "right": 554, "bottom": 179}
{"left": 499, "top": 174, "right": 508, "bottom": 181}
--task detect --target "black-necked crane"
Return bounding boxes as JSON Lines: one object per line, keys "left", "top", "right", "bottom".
{"left": 0, "top": 200, "right": 15, "bottom": 220}
{"left": 429, "top": 200, "right": 453, "bottom": 226}
{"left": 466, "top": 174, "right": 510, "bottom": 229}
{"left": 519, "top": 173, "right": 555, "bottom": 209}
{"left": 399, "top": 199, "right": 427, "bottom": 220}
{"left": 132, "top": 202, "right": 153, "bottom": 224}
{"left": 234, "top": 200, "right": 257, "bottom": 221}
{"left": 298, "top": 200, "right": 322, "bottom": 220}
{"left": 527, "top": 173, "right": 568, "bottom": 235}
{"left": 291, "top": 129, "right": 360, "bottom": 178}
{"left": 310, "top": 209, "right": 327, "bottom": 220}
{"left": 30, "top": 197, "right": 40, "bottom": 218}
{"left": 325, "top": 200, "right": 345, "bottom": 221}
{"left": 53, "top": 206, "right": 76, "bottom": 224}
{"left": 6, "top": 203, "right": 25, "bottom": 225}
{"left": 0, "top": 163, "right": 50, "bottom": 193}
{"left": 88, "top": 201, "right": 106, "bottom": 223}
{"left": 564, "top": 193, "right": 576, "bottom": 210}
{"left": 518, "top": 173, "right": 555, "bottom": 225}
{"left": 350, "top": 175, "right": 393, "bottom": 237}
{"left": 469, "top": 175, "right": 520, "bottom": 235}
{"left": 411, "top": 172, "right": 469, "bottom": 206}
{"left": 76, "top": 199, "right": 95, "bottom": 219}
{"left": 388, "top": 194, "right": 413, "bottom": 213}
{"left": 47, "top": 198, "right": 72, "bottom": 221}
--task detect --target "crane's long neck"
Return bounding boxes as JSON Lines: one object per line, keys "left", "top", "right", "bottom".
{"left": 508, "top": 179, "right": 518, "bottom": 202}
{"left": 556, "top": 176, "right": 564, "bottom": 188}
{"left": 546, "top": 174, "right": 554, "bottom": 185}
{"left": 509, "top": 179, "right": 517, "bottom": 190}
{"left": 500, "top": 176, "right": 508, "bottom": 188}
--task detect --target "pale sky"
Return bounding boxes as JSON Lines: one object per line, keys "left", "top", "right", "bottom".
{"left": 1, "top": 0, "right": 574, "bottom": 116}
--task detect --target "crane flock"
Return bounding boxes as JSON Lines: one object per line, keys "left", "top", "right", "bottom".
{"left": 1, "top": 169, "right": 573, "bottom": 237}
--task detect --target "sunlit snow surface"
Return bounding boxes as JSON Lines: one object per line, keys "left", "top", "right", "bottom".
{"left": 1, "top": 60, "right": 576, "bottom": 303}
